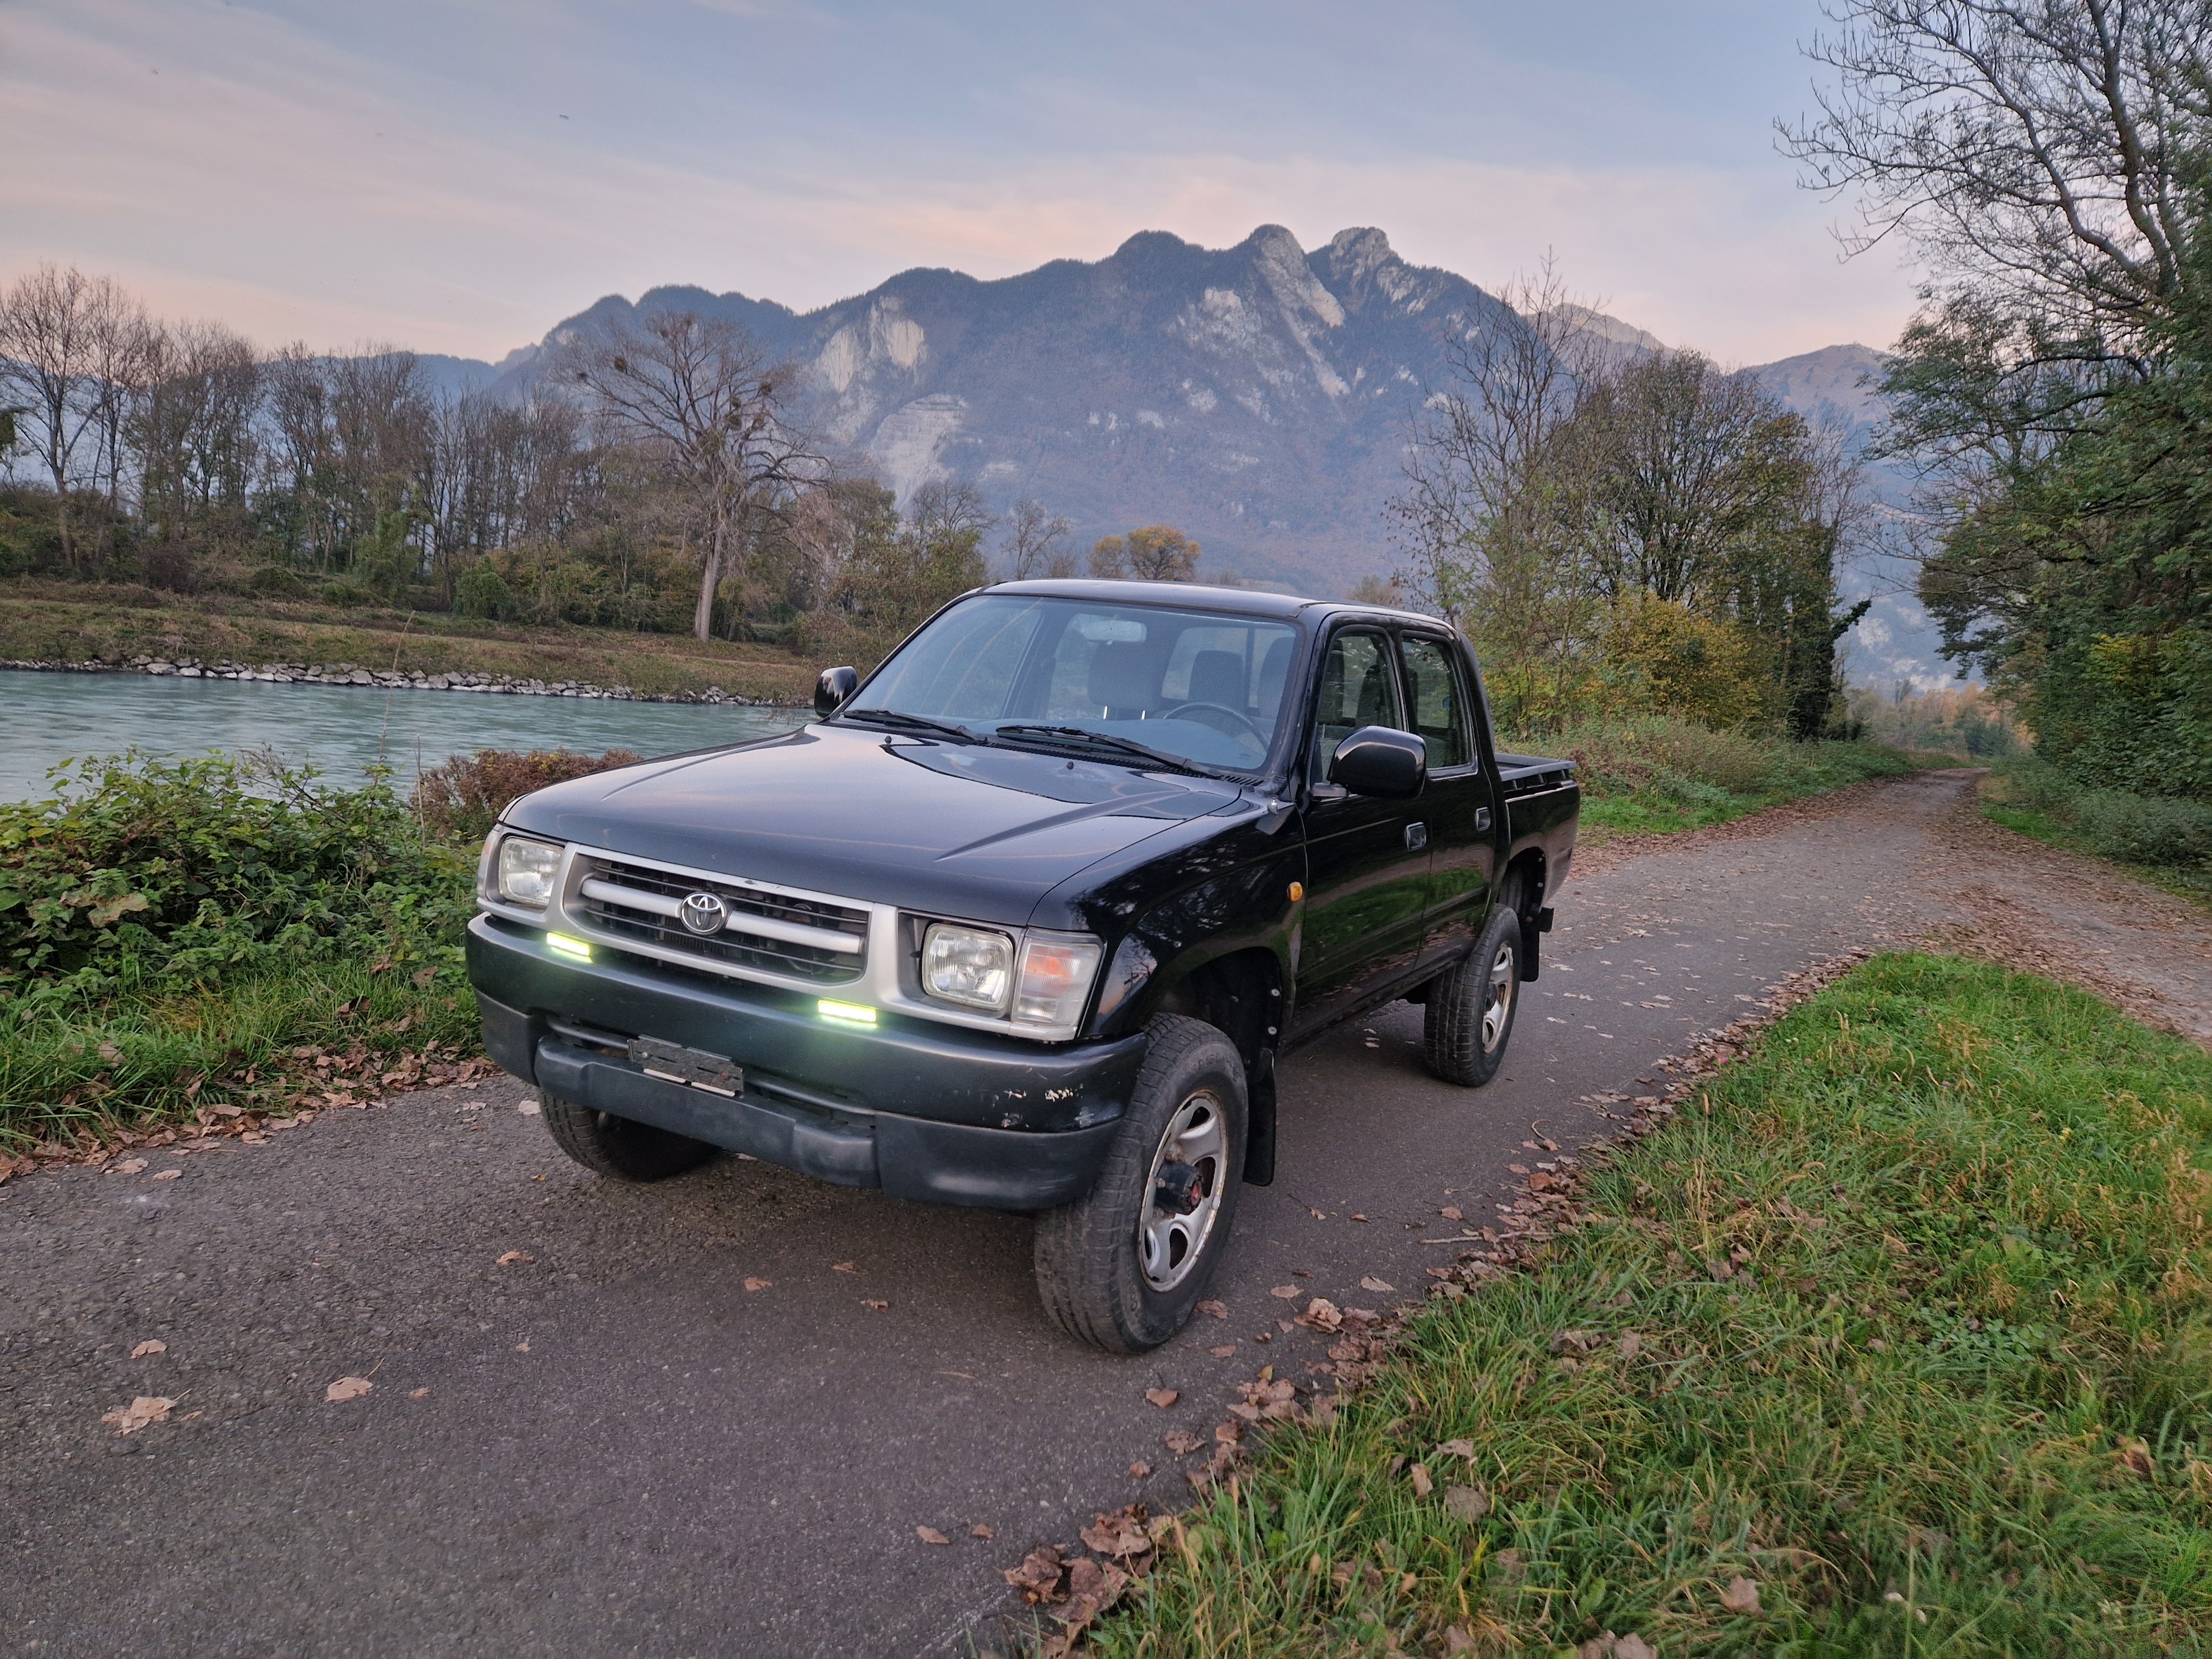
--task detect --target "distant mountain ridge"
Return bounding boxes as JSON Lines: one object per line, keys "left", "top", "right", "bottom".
{"left": 426, "top": 227, "right": 1944, "bottom": 686}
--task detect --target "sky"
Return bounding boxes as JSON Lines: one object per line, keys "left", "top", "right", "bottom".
{"left": 0, "top": 0, "right": 1919, "bottom": 368}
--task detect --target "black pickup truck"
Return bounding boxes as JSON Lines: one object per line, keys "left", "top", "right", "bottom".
{"left": 466, "top": 580, "right": 1579, "bottom": 1350}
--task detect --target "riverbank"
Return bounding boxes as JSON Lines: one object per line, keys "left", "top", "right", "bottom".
{"left": 0, "top": 582, "right": 818, "bottom": 705}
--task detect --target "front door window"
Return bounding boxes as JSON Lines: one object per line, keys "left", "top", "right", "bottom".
{"left": 1310, "top": 630, "right": 1404, "bottom": 781}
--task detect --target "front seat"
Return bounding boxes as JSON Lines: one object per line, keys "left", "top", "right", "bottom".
{"left": 1088, "top": 641, "right": 1161, "bottom": 720}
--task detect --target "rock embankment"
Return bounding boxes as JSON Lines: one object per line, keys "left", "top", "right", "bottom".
{"left": 0, "top": 654, "right": 797, "bottom": 706}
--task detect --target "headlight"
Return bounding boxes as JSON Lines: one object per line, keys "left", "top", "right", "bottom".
{"left": 495, "top": 836, "right": 563, "bottom": 908}
{"left": 1014, "top": 933, "right": 1104, "bottom": 1028}
{"left": 922, "top": 923, "right": 1015, "bottom": 1010}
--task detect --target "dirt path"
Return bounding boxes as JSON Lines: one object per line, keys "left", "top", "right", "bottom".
{"left": 3, "top": 768, "right": 2204, "bottom": 1657}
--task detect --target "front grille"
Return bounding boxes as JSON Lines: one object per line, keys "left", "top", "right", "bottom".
{"left": 575, "top": 855, "right": 870, "bottom": 985}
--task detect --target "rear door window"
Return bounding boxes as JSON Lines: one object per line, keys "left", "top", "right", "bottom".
{"left": 1399, "top": 635, "right": 1472, "bottom": 770}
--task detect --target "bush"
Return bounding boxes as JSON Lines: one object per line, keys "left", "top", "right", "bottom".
{"left": 453, "top": 560, "right": 517, "bottom": 620}
{"left": 1548, "top": 716, "right": 1776, "bottom": 797}
{"left": 2074, "top": 788, "right": 2212, "bottom": 867}
{"left": 409, "top": 747, "right": 641, "bottom": 846}
{"left": 247, "top": 564, "right": 309, "bottom": 597}
{"left": 319, "top": 578, "right": 374, "bottom": 607}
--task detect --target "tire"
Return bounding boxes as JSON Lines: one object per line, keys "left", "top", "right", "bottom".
{"left": 1422, "top": 895, "right": 1524, "bottom": 1087}
{"left": 539, "top": 1091, "right": 719, "bottom": 1182}
{"left": 1033, "top": 1014, "right": 1247, "bottom": 1353}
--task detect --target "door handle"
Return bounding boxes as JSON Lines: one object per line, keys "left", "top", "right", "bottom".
{"left": 1474, "top": 807, "right": 1492, "bottom": 832}
{"left": 1405, "top": 822, "right": 1428, "bottom": 851}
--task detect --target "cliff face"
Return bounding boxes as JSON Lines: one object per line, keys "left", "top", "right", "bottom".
{"left": 493, "top": 226, "right": 1514, "bottom": 589}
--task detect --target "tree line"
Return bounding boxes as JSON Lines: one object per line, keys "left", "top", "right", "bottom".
{"left": 1389, "top": 264, "right": 1871, "bottom": 740}
{"left": 1785, "top": 0, "right": 2212, "bottom": 807}
{"left": 0, "top": 275, "right": 1173, "bottom": 664}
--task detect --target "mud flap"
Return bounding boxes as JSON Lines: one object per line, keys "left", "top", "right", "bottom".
{"left": 1243, "top": 1047, "right": 1277, "bottom": 1187}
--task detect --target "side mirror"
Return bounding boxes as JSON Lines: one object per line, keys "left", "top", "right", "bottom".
{"left": 814, "top": 666, "right": 859, "bottom": 714}
{"left": 1327, "top": 726, "right": 1427, "bottom": 799}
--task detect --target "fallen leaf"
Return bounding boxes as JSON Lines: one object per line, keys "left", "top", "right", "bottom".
{"left": 409, "top": 1387, "right": 430, "bottom": 1399}
{"left": 972, "top": 1522, "right": 995, "bottom": 1538}
{"left": 1435, "top": 1437, "right": 1478, "bottom": 1459}
{"left": 1549, "top": 1328, "right": 1598, "bottom": 1356}
{"left": 1004, "top": 1543, "right": 1067, "bottom": 1603}
{"left": 1615, "top": 1636, "right": 1656, "bottom": 1659}
{"left": 1296, "top": 1297, "right": 1343, "bottom": 1332}
{"left": 832, "top": 1260, "right": 859, "bottom": 1274}
{"left": 1439, "top": 1206, "right": 1462, "bottom": 1221}
{"left": 97, "top": 1040, "right": 126, "bottom": 1065}
{"left": 1444, "top": 1627, "right": 1476, "bottom": 1654}
{"left": 1350, "top": 1212, "right": 1369, "bottom": 1222}
{"left": 743, "top": 1276, "right": 771, "bottom": 1292}
{"left": 515, "top": 1341, "right": 530, "bottom": 1352}
{"left": 1508, "top": 1164, "right": 1530, "bottom": 1175}
{"left": 325, "top": 1376, "right": 373, "bottom": 1403}
{"left": 1444, "top": 1484, "right": 1490, "bottom": 1522}
{"left": 1720, "top": 1575, "right": 1761, "bottom": 1614}
{"left": 916, "top": 1526, "right": 951, "bottom": 1546}
{"left": 495, "top": 1250, "right": 534, "bottom": 1266}
{"left": 150, "top": 1168, "right": 181, "bottom": 1181}
{"left": 1126, "top": 1463, "right": 1152, "bottom": 1480}
{"left": 1209, "top": 1344, "right": 1235, "bottom": 1357}
{"left": 1164, "top": 1430, "right": 1205, "bottom": 1455}
{"left": 130, "top": 1339, "right": 166, "bottom": 1359}
{"left": 1269, "top": 1284, "right": 1300, "bottom": 1299}
{"left": 1081, "top": 1507, "right": 1155, "bottom": 1559}
{"left": 1618, "top": 1331, "right": 1643, "bottom": 1359}
{"left": 111, "top": 1158, "right": 148, "bottom": 1176}
{"left": 1409, "top": 1463, "right": 1434, "bottom": 1496}
{"left": 1196, "top": 1298, "right": 1227, "bottom": 1318}
{"left": 101, "top": 1396, "right": 173, "bottom": 1435}
{"left": 1144, "top": 1387, "right": 1178, "bottom": 1408}
{"left": 861, "top": 1298, "right": 889, "bottom": 1312}
{"left": 1359, "top": 1276, "right": 1395, "bottom": 1293}
{"left": 517, "top": 1098, "right": 541, "bottom": 1116}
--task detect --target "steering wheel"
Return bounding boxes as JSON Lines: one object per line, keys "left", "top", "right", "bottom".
{"left": 1162, "top": 701, "right": 1266, "bottom": 747}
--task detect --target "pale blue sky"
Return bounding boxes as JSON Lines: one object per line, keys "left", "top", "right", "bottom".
{"left": 0, "top": 0, "right": 1916, "bottom": 363}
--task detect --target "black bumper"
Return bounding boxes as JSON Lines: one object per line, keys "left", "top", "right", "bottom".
{"left": 466, "top": 917, "right": 1143, "bottom": 1212}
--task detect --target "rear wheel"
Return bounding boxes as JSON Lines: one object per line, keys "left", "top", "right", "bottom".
{"left": 1422, "top": 896, "right": 1523, "bottom": 1087}
{"left": 539, "top": 1091, "right": 718, "bottom": 1182}
{"left": 1034, "top": 1014, "right": 1246, "bottom": 1352}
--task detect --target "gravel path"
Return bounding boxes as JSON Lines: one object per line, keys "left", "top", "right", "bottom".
{"left": 4, "top": 767, "right": 2203, "bottom": 1657}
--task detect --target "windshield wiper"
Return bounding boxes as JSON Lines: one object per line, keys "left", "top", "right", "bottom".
{"left": 836, "top": 707, "right": 982, "bottom": 744}
{"left": 990, "top": 724, "right": 1218, "bottom": 775}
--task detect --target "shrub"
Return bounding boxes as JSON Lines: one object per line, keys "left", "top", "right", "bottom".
{"left": 409, "top": 747, "right": 641, "bottom": 846}
{"left": 453, "top": 560, "right": 517, "bottom": 620}
{"left": 1548, "top": 716, "right": 1776, "bottom": 797}
{"left": 247, "top": 564, "right": 309, "bottom": 597}
{"left": 2074, "top": 788, "right": 2212, "bottom": 867}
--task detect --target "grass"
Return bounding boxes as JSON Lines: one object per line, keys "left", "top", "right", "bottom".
{"left": 1087, "top": 953, "right": 2212, "bottom": 1657}
{"left": 1521, "top": 719, "right": 1931, "bottom": 842}
{"left": 0, "top": 578, "right": 817, "bottom": 703}
{"left": 1979, "top": 764, "right": 2212, "bottom": 912}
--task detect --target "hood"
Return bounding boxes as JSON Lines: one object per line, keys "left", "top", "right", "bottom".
{"left": 505, "top": 722, "right": 1253, "bottom": 926}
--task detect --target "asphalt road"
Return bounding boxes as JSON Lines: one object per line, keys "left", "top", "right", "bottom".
{"left": 4, "top": 770, "right": 1983, "bottom": 1657}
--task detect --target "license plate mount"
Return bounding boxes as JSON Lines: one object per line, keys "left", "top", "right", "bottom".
{"left": 626, "top": 1035, "right": 743, "bottom": 1098}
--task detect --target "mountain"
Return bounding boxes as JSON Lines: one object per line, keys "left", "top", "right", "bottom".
{"left": 445, "top": 227, "right": 1955, "bottom": 684}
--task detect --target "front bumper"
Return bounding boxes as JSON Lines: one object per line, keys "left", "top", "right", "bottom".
{"left": 467, "top": 916, "right": 1145, "bottom": 1211}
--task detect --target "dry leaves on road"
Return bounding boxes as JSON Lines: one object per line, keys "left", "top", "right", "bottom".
{"left": 972, "top": 1523, "right": 995, "bottom": 1539}
{"left": 130, "top": 1339, "right": 166, "bottom": 1359}
{"left": 101, "top": 1396, "right": 173, "bottom": 1435}
{"left": 916, "top": 1526, "right": 952, "bottom": 1546}
{"left": 1126, "top": 1462, "right": 1151, "bottom": 1479}
{"left": 1359, "top": 1276, "right": 1394, "bottom": 1293}
{"left": 111, "top": 1159, "right": 147, "bottom": 1176}
{"left": 1196, "top": 1299, "right": 1227, "bottom": 1318}
{"left": 1269, "top": 1285, "right": 1300, "bottom": 1300}
{"left": 1143, "top": 1388, "right": 1178, "bottom": 1408}
{"left": 743, "top": 1277, "right": 771, "bottom": 1292}
{"left": 150, "top": 1167, "right": 181, "bottom": 1181}
{"left": 1162, "top": 1430, "right": 1204, "bottom": 1455}
{"left": 1209, "top": 1344, "right": 1235, "bottom": 1357}
{"left": 495, "top": 1251, "right": 534, "bottom": 1266}
{"left": 517, "top": 1098, "right": 541, "bottom": 1115}
{"left": 861, "top": 1298, "right": 889, "bottom": 1312}
{"left": 325, "top": 1376, "right": 373, "bottom": 1403}
{"left": 832, "top": 1261, "right": 859, "bottom": 1274}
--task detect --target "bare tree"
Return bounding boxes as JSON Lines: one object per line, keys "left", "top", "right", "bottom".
{"left": 560, "top": 311, "right": 816, "bottom": 641}
{"left": 0, "top": 264, "right": 145, "bottom": 569}
{"left": 134, "top": 320, "right": 262, "bottom": 549}
{"left": 999, "top": 496, "right": 1073, "bottom": 579}
{"left": 1782, "top": 1, "right": 2212, "bottom": 354}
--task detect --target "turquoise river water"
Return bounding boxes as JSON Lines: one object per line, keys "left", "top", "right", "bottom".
{"left": 0, "top": 669, "right": 812, "bottom": 801}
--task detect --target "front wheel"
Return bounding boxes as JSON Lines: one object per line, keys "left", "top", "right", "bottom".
{"left": 1422, "top": 898, "right": 1523, "bottom": 1087}
{"left": 539, "top": 1091, "right": 719, "bottom": 1182}
{"left": 1033, "top": 1015, "right": 1246, "bottom": 1353}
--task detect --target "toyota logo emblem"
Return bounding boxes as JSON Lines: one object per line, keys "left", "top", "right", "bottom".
{"left": 678, "top": 892, "right": 728, "bottom": 936}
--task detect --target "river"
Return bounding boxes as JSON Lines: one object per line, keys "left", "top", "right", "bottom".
{"left": 0, "top": 669, "right": 812, "bottom": 801}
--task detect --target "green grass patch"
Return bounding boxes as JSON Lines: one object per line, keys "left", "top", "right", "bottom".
{"left": 1091, "top": 954, "right": 2212, "bottom": 1657}
{"left": 1533, "top": 718, "right": 1924, "bottom": 840}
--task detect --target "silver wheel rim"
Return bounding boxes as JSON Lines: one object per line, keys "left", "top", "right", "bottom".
{"left": 1139, "top": 1091, "right": 1226, "bottom": 1292}
{"left": 1480, "top": 941, "right": 1515, "bottom": 1052}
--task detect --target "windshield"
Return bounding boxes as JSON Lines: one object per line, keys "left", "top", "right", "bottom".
{"left": 846, "top": 594, "right": 1304, "bottom": 774}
